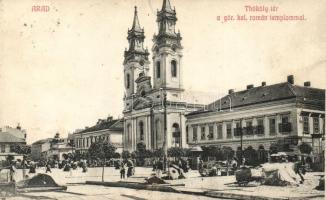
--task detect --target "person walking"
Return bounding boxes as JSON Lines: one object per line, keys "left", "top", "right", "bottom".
{"left": 29, "top": 163, "right": 36, "bottom": 173}
{"left": 156, "top": 159, "right": 163, "bottom": 177}
{"left": 152, "top": 159, "right": 157, "bottom": 172}
{"left": 9, "top": 163, "right": 16, "bottom": 182}
{"left": 127, "top": 159, "right": 134, "bottom": 178}
{"left": 120, "top": 162, "right": 126, "bottom": 179}
{"left": 294, "top": 159, "right": 305, "bottom": 184}
{"left": 45, "top": 162, "right": 52, "bottom": 173}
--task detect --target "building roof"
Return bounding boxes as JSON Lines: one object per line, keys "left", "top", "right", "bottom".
{"left": 0, "top": 132, "right": 25, "bottom": 143}
{"left": 76, "top": 118, "right": 123, "bottom": 134}
{"left": 188, "top": 82, "right": 325, "bottom": 116}
{"left": 32, "top": 138, "right": 52, "bottom": 145}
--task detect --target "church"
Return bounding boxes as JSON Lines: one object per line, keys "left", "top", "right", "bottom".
{"left": 122, "top": 0, "right": 202, "bottom": 151}
{"left": 122, "top": 0, "right": 325, "bottom": 156}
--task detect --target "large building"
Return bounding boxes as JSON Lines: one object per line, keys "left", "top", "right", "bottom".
{"left": 31, "top": 138, "right": 52, "bottom": 161}
{"left": 122, "top": 0, "right": 201, "bottom": 151}
{"left": 122, "top": 0, "right": 325, "bottom": 155}
{"left": 186, "top": 76, "right": 325, "bottom": 153}
{"left": 0, "top": 125, "right": 27, "bottom": 161}
{"left": 73, "top": 116, "right": 123, "bottom": 153}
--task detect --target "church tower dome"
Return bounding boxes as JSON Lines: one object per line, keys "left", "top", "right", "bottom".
{"left": 152, "top": 0, "right": 183, "bottom": 92}
{"left": 123, "top": 6, "right": 150, "bottom": 111}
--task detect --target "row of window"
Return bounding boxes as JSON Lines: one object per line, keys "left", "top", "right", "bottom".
{"left": 76, "top": 135, "right": 110, "bottom": 148}
{"left": 156, "top": 60, "right": 178, "bottom": 78}
{"left": 126, "top": 121, "right": 181, "bottom": 147}
{"left": 189, "top": 115, "right": 290, "bottom": 142}
{"left": 303, "top": 116, "right": 322, "bottom": 134}
{"left": 125, "top": 60, "right": 178, "bottom": 89}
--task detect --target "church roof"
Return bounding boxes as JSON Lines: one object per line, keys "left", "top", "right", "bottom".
{"left": 188, "top": 82, "right": 325, "bottom": 116}
{"left": 161, "top": 0, "right": 173, "bottom": 12}
{"left": 131, "top": 6, "right": 142, "bottom": 32}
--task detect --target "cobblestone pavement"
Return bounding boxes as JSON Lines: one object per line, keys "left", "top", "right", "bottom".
{"left": 9, "top": 167, "right": 325, "bottom": 200}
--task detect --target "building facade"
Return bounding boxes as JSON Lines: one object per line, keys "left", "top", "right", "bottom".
{"left": 31, "top": 136, "right": 74, "bottom": 161}
{"left": 122, "top": 0, "right": 201, "bottom": 151}
{"left": 31, "top": 138, "right": 52, "bottom": 161}
{"left": 73, "top": 116, "right": 123, "bottom": 153}
{"left": 0, "top": 125, "right": 27, "bottom": 161}
{"left": 186, "top": 76, "right": 325, "bottom": 153}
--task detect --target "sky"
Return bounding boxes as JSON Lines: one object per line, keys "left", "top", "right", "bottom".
{"left": 0, "top": 0, "right": 325, "bottom": 144}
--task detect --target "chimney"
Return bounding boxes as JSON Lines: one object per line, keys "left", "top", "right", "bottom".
{"left": 287, "top": 75, "right": 294, "bottom": 84}
{"left": 246, "top": 84, "right": 254, "bottom": 89}
{"left": 228, "top": 89, "right": 234, "bottom": 94}
{"left": 262, "top": 82, "right": 266, "bottom": 86}
{"left": 304, "top": 81, "right": 311, "bottom": 87}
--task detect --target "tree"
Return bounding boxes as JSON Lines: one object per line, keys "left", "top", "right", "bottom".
{"left": 299, "top": 142, "right": 313, "bottom": 155}
{"left": 10, "top": 144, "right": 31, "bottom": 155}
{"left": 221, "top": 146, "right": 234, "bottom": 161}
{"left": 167, "top": 147, "right": 185, "bottom": 158}
{"left": 243, "top": 146, "right": 259, "bottom": 166}
{"left": 6, "top": 155, "right": 14, "bottom": 163}
{"left": 136, "top": 142, "right": 146, "bottom": 153}
{"left": 153, "top": 148, "right": 164, "bottom": 158}
{"left": 113, "top": 152, "right": 121, "bottom": 159}
{"left": 122, "top": 150, "right": 131, "bottom": 160}
{"left": 88, "top": 141, "right": 116, "bottom": 161}
{"left": 269, "top": 143, "right": 278, "bottom": 154}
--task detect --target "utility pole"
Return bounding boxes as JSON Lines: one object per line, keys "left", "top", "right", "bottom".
{"left": 240, "top": 121, "right": 243, "bottom": 166}
{"left": 162, "top": 90, "right": 168, "bottom": 171}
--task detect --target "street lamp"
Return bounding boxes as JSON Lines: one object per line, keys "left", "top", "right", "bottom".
{"left": 159, "top": 88, "right": 168, "bottom": 171}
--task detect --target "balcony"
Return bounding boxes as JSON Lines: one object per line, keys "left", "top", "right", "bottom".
{"left": 279, "top": 123, "right": 292, "bottom": 133}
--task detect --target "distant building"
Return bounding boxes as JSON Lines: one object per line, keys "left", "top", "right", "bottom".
{"left": 31, "top": 135, "right": 74, "bottom": 161}
{"left": 186, "top": 75, "right": 325, "bottom": 155}
{"left": 47, "top": 137, "right": 74, "bottom": 161}
{"left": 31, "top": 138, "right": 52, "bottom": 161}
{"left": 73, "top": 116, "right": 124, "bottom": 153}
{"left": 0, "top": 125, "right": 27, "bottom": 161}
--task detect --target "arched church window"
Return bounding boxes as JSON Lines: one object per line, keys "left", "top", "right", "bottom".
{"left": 156, "top": 61, "right": 161, "bottom": 78}
{"left": 126, "top": 74, "right": 130, "bottom": 89}
{"left": 172, "top": 123, "right": 180, "bottom": 147}
{"left": 171, "top": 60, "right": 177, "bottom": 77}
{"left": 139, "top": 121, "right": 144, "bottom": 141}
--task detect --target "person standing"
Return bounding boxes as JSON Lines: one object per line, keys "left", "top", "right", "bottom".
{"left": 120, "top": 163, "right": 126, "bottom": 179}
{"left": 294, "top": 159, "right": 305, "bottom": 184}
{"left": 126, "top": 159, "right": 134, "bottom": 178}
{"left": 45, "top": 162, "right": 52, "bottom": 173}
{"left": 9, "top": 163, "right": 16, "bottom": 182}
{"left": 156, "top": 159, "right": 163, "bottom": 177}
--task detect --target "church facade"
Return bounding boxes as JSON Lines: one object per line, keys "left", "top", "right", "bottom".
{"left": 122, "top": 0, "right": 201, "bottom": 151}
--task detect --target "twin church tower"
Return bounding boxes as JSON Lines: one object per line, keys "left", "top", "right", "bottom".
{"left": 123, "top": 0, "right": 198, "bottom": 151}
